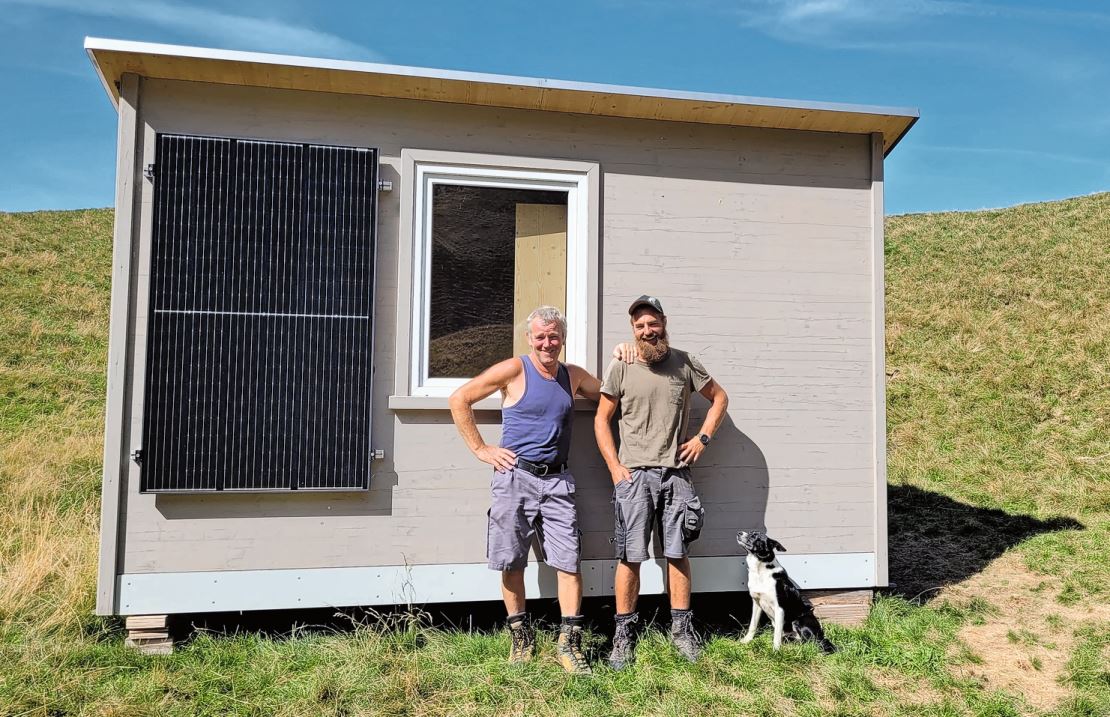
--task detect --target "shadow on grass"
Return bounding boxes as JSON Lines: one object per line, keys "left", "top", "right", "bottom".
{"left": 888, "top": 484, "right": 1083, "bottom": 602}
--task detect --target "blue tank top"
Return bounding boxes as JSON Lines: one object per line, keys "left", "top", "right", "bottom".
{"left": 500, "top": 356, "right": 574, "bottom": 464}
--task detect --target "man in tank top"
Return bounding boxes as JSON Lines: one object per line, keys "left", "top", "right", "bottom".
{"left": 449, "top": 305, "right": 614, "bottom": 674}
{"left": 595, "top": 295, "right": 730, "bottom": 668}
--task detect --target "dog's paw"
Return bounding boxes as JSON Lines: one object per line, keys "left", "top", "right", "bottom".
{"left": 739, "top": 635, "right": 754, "bottom": 644}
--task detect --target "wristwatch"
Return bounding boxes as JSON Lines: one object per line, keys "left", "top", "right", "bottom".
{"left": 697, "top": 432, "right": 711, "bottom": 446}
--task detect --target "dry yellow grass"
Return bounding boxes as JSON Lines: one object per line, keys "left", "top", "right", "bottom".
{"left": 1, "top": 209, "right": 111, "bottom": 637}
{"left": 0, "top": 415, "right": 102, "bottom": 631}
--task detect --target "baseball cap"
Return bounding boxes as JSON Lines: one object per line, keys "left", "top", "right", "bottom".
{"left": 628, "top": 295, "right": 664, "bottom": 315}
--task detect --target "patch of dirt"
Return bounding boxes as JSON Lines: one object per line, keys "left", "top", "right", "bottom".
{"left": 940, "top": 552, "right": 1110, "bottom": 712}
{"left": 868, "top": 669, "right": 948, "bottom": 707}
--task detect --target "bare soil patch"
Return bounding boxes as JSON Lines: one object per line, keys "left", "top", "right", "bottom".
{"left": 942, "top": 552, "right": 1110, "bottom": 712}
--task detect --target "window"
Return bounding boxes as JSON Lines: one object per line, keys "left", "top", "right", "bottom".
{"left": 400, "top": 150, "right": 598, "bottom": 398}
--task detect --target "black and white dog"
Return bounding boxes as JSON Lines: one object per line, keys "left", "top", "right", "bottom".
{"left": 736, "top": 531, "right": 836, "bottom": 653}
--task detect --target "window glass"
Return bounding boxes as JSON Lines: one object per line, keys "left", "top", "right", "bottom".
{"left": 428, "top": 184, "right": 567, "bottom": 378}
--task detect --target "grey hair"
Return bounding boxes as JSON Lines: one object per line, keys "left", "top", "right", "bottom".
{"left": 525, "top": 305, "right": 567, "bottom": 338}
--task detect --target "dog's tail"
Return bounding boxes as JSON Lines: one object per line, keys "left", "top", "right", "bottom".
{"left": 794, "top": 619, "right": 838, "bottom": 654}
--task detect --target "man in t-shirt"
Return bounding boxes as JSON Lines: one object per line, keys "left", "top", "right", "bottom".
{"left": 594, "top": 295, "right": 730, "bottom": 668}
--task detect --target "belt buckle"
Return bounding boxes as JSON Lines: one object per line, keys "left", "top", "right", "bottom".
{"left": 535, "top": 463, "right": 549, "bottom": 477}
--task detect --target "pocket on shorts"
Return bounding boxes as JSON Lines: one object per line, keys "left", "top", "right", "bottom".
{"left": 611, "top": 499, "right": 628, "bottom": 560}
{"left": 485, "top": 507, "right": 494, "bottom": 561}
{"left": 681, "top": 496, "right": 705, "bottom": 543}
{"left": 490, "top": 468, "right": 511, "bottom": 499}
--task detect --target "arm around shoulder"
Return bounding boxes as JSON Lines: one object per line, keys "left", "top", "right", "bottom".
{"left": 568, "top": 364, "right": 601, "bottom": 402}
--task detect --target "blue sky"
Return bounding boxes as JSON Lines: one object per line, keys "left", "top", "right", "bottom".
{"left": 0, "top": 0, "right": 1107, "bottom": 215}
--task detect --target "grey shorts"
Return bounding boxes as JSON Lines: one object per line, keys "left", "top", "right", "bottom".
{"left": 487, "top": 466, "right": 580, "bottom": 574}
{"left": 613, "top": 467, "right": 704, "bottom": 562}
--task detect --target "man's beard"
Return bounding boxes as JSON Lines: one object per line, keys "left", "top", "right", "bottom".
{"left": 636, "top": 330, "right": 670, "bottom": 364}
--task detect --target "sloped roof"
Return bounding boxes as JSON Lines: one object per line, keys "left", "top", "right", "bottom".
{"left": 86, "top": 37, "right": 918, "bottom": 155}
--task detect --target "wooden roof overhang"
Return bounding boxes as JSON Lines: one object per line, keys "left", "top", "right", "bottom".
{"left": 86, "top": 38, "right": 918, "bottom": 156}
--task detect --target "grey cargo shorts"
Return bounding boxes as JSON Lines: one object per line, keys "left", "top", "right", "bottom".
{"left": 612, "top": 467, "right": 704, "bottom": 562}
{"left": 487, "top": 466, "right": 580, "bottom": 574}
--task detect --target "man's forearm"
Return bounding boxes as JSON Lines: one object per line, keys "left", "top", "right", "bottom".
{"left": 449, "top": 399, "right": 487, "bottom": 455}
{"left": 593, "top": 416, "right": 621, "bottom": 469}
{"left": 698, "top": 391, "right": 729, "bottom": 438}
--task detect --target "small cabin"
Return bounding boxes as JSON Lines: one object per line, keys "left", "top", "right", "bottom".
{"left": 88, "top": 38, "right": 917, "bottom": 633}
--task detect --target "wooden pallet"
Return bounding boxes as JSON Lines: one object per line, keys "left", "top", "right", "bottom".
{"left": 124, "top": 615, "right": 173, "bottom": 655}
{"left": 805, "top": 589, "right": 873, "bottom": 627}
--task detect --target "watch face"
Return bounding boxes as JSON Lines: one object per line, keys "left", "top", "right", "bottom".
{"left": 698, "top": 433, "right": 710, "bottom": 446}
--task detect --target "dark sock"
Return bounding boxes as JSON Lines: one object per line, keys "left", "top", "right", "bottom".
{"left": 507, "top": 612, "right": 527, "bottom": 626}
{"left": 671, "top": 608, "right": 692, "bottom": 621}
{"left": 561, "top": 615, "right": 585, "bottom": 628}
{"left": 615, "top": 611, "right": 637, "bottom": 624}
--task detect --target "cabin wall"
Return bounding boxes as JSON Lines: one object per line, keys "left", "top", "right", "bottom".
{"left": 105, "top": 76, "right": 881, "bottom": 609}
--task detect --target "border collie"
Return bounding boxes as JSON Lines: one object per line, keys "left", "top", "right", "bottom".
{"left": 736, "top": 531, "right": 836, "bottom": 653}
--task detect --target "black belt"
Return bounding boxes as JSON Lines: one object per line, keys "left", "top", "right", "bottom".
{"left": 515, "top": 458, "right": 569, "bottom": 477}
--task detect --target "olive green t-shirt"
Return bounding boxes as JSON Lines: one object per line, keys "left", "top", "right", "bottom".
{"left": 599, "top": 348, "right": 712, "bottom": 469}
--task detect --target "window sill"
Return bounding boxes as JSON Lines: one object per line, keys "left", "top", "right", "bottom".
{"left": 388, "top": 395, "right": 599, "bottom": 412}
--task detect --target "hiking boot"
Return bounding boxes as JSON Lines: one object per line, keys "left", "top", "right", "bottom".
{"left": 608, "top": 612, "right": 639, "bottom": 670}
{"left": 507, "top": 613, "right": 535, "bottom": 663}
{"left": 556, "top": 617, "right": 593, "bottom": 675}
{"left": 670, "top": 608, "right": 701, "bottom": 662}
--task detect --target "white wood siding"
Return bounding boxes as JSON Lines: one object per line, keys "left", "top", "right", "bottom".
{"left": 112, "top": 78, "right": 878, "bottom": 580}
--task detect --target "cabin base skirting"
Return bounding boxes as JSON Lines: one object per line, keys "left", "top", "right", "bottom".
{"left": 114, "top": 553, "right": 876, "bottom": 615}
{"left": 808, "top": 589, "right": 874, "bottom": 627}
{"left": 125, "top": 615, "right": 172, "bottom": 654}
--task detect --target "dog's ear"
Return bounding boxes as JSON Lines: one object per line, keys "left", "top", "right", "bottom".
{"left": 770, "top": 539, "right": 787, "bottom": 552}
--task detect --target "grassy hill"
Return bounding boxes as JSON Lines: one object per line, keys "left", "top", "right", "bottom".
{"left": 0, "top": 195, "right": 1107, "bottom": 716}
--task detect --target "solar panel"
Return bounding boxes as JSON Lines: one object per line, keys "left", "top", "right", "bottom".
{"left": 140, "top": 134, "right": 378, "bottom": 492}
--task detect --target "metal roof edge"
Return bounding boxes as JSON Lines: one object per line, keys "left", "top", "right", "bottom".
{"left": 85, "top": 40, "right": 119, "bottom": 111}
{"left": 883, "top": 114, "right": 920, "bottom": 157}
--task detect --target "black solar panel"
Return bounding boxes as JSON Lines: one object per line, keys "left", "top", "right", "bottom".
{"left": 140, "top": 134, "right": 378, "bottom": 492}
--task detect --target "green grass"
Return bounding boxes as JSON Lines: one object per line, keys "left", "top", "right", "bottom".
{"left": 0, "top": 606, "right": 1027, "bottom": 717}
{"left": 2, "top": 194, "right": 1108, "bottom": 715}
{"left": 1054, "top": 625, "right": 1110, "bottom": 717}
{"left": 885, "top": 194, "right": 1108, "bottom": 611}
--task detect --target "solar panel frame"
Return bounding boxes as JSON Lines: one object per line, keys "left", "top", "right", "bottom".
{"left": 139, "top": 133, "right": 378, "bottom": 493}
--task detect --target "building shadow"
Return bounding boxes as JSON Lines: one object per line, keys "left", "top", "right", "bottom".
{"left": 686, "top": 410, "right": 770, "bottom": 556}
{"left": 887, "top": 483, "right": 1083, "bottom": 602}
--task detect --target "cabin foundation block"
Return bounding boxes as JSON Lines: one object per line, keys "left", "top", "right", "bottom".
{"left": 804, "top": 589, "right": 873, "bottom": 627}
{"left": 124, "top": 615, "right": 173, "bottom": 654}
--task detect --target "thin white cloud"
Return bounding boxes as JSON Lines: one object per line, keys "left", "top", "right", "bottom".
{"left": 726, "top": 0, "right": 957, "bottom": 43}
{"left": 616, "top": 1, "right": 1108, "bottom": 82}
{"left": 630, "top": 0, "right": 1110, "bottom": 56}
{"left": 0, "top": 0, "right": 381, "bottom": 60}
{"left": 726, "top": 0, "right": 1110, "bottom": 39}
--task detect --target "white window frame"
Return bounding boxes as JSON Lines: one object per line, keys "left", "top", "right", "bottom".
{"left": 402, "top": 151, "right": 596, "bottom": 398}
